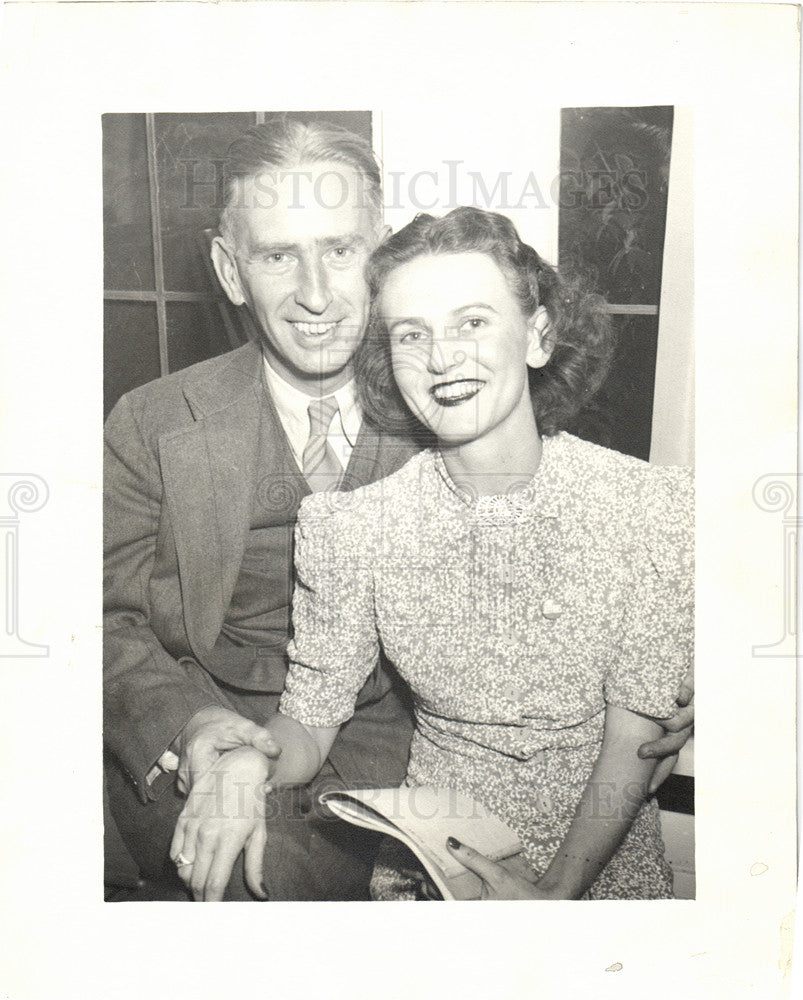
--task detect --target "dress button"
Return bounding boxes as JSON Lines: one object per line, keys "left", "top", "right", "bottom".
{"left": 536, "top": 791, "right": 553, "bottom": 814}
{"left": 502, "top": 683, "right": 523, "bottom": 702}
{"left": 498, "top": 627, "right": 521, "bottom": 647}
{"left": 541, "top": 599, "right": 563, "bottom": 621}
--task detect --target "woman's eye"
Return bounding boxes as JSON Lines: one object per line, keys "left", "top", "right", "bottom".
{"left": 461, "top": 316, "right": 486, "bottom": 332}
{"left": 399, "top": 329, "right": 426, "bottom": 344}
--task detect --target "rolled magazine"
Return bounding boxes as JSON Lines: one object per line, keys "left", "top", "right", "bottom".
{"left": 319, "top": 785, "right": 524, "bottom": 900}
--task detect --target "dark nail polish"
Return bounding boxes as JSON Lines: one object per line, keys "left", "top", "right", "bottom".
{"left": 447, "top": 836, "right": 461, "bottom": 850}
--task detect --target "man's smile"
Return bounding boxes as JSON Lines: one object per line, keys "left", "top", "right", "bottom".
{"left": 429, "top": 379, "right": 485, "bottom": 407}
{"left": 289, "top": 320, "right": 341, "bottom": 337}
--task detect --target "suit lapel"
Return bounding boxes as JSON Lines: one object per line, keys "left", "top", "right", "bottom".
{"left": 161, "top": 340, "right": 419, "bottom": 656}
{"left": 160, "top": 345, "right": 265, "bottom": 655}
{"left": 345, "top": 422, "right": 420, "bottom": 489}
{"left": 257, "top": 369, "right": 312, "bottom": 515}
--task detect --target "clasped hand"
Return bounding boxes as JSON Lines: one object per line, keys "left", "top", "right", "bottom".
{"left": 170, "top": 707, "right": 281, "bottom": 901}
{"left": 175, "top": 705, "right": 280, "bottom": 795}
{"left": 171, "top": 744, "right": 278, "bottom": 901}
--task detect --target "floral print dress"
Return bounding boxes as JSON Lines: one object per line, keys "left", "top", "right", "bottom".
{"left": 280, "top": 433, "right": 694, "bottom": 899}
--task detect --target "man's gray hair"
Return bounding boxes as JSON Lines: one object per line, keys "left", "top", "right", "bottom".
{"left": 219, "top": 117, "right": 383, "bottom": 245}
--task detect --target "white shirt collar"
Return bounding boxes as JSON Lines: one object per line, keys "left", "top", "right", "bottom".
{"left": 262, "top": 354, "right": 362, "bottom": 467}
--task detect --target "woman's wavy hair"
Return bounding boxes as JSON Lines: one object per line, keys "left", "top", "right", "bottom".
{"left": 355, "top": 206, "right": 615, "bottom": 440}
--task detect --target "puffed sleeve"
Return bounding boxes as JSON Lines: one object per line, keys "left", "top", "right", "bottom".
{"left": 279, "top": 492, "right": 380, "bottom": 727}
{"left": 604, "top": 465, "right": 694, "bottom": 717}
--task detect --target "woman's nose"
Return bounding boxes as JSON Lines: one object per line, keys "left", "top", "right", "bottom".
{"left": 426, "top": 336, "right": 469, "bottom": 375}
{"left": 294, "top": 260, "right": 333, "bottom": 314}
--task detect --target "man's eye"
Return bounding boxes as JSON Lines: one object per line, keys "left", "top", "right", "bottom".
{"left": 327, "top": 246, "right": 357, "bottom": 264}
{"left": 257, "top": 252, "right": 293, "bottom": 270}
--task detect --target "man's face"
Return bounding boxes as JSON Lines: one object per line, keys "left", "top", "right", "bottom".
{"left": 220, "top": 162, "right": 380, "bottom": 393}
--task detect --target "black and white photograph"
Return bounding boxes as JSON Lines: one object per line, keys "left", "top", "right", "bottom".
{"left": 101, "top": 107, "right": 695, "bottom": 906}
{"left": 0, "top": 3, "right": 798, "bottom": 999}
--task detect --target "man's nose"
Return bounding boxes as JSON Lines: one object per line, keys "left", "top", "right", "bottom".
{"left": 294, "top": 259, "right": 333, "bottom": 314}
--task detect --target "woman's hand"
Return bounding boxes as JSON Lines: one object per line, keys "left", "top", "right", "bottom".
{"left": 445, "top": 838, "right": 561, "bottom": 900}
{"left": 170, "top": 745, "right": 273, "bottom": 901}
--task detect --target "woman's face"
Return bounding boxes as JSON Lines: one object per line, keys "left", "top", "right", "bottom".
{"left": 379, "top": 251, "right": 551, "bottom": 446}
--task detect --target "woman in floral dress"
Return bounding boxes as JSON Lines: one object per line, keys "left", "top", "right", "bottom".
{"left": 270, "top": 206, "right": 693, "bottom": 900}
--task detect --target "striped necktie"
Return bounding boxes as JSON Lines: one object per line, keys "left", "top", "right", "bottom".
{"left": 302, "top": 396, "right": 343, "bottom": 492}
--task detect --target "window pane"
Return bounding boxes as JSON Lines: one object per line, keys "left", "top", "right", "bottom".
{"left": 166, "top": 301, "right": 231, "bottom": 375}
{"left": 103, "top": 114, "right": 155, "bottom": 290}
{"left": 154, "top": 113, "right": 257, "bottom": 292}
{"left": 575, "top": 314, "right": 659, "bottom": 462}
{"left": 558, "top": 107, "right": 674, "bottom": 305}
{"left": 104, "top": 301, "right": 160, "bottom": 417}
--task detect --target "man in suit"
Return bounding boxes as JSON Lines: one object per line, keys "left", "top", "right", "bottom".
{"left": 104, "top": 119, "right": 419, "bottom": 901}
{"left": 105, "top": 117, "right": 693, "bottom": 903}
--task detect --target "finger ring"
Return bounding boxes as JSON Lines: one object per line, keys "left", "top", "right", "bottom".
{"left": 175, "top": 852, "right": 193, "bottom": 867}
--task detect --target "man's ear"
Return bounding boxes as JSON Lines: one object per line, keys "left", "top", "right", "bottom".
{"left": 211, "top": 236, "right": 246, "bottom": 307}
{"left": 526, "top": 305, "right": 555, "bottom": 370}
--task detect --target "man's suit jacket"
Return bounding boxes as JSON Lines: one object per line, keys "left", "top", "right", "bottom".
{"left": 104, "top": 341, "right": 417, "bottom": 801}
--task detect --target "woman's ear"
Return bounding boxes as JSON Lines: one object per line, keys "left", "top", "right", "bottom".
{"left": 526, "top": 306, "right": 555, "bottom": 370}
{"left": 211, "top": 236, "right": 246, "bottom": 307}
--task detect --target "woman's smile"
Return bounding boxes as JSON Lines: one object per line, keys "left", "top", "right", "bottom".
{"left": 430, "top": 378, "right": 486, "bottom": 406}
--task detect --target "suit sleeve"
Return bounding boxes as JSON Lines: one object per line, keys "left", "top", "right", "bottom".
{"left": 103, "top": 394, "right": 222, "bottom": 801}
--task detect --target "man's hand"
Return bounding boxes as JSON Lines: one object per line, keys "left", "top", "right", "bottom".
{"left": 176, "top": 705, "right": 280, "bottom": 795}
{"left": 637, "top": 668, "right": 694, "bottom": 794}
{"left": 170, "top": 745, "right": 272, "bottom": 902}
